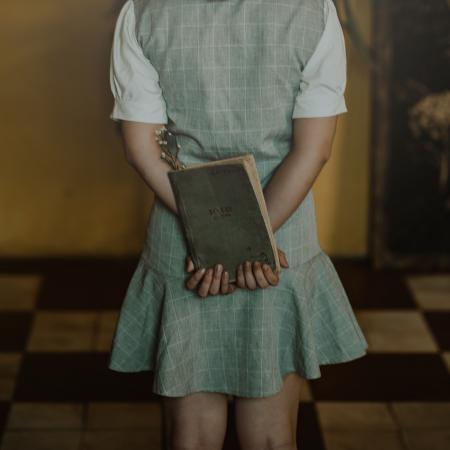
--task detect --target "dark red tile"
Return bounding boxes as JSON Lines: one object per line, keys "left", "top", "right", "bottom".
{"left": 0, "top": 312, "right": 33, "bottom": 351}
{"left": 36, "top": 259, "right": 138, "bottom": 309}
{"left": 14, "top": 353, "right": 159, "bottom": 402}
{"left": 424, "top": 312, "right": 450, "bottom": 351}
{"left": 332, "top": 258, "right": 416, "bottom": 309}
{"left": 310, "top": 354, "right": 450, "bottom": 401}
{"left": 297, "top": 403, "right": 326, "bottom": 450}
{"left": 0, "top": 402, "right": 11, "bottom": 441}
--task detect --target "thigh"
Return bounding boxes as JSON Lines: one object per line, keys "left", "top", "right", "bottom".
{"left": 161, "top": 391, "right": 229, "bottom": 450}
{"left": 234, "top": 372, "right": 305, "bottom": 450}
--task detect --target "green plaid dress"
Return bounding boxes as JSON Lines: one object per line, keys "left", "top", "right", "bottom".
{"left": 108, "top": 0, "right": 368, "bottom": 398}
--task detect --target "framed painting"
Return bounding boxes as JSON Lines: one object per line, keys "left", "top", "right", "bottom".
{"left": 371, "top": 0, "right": 450, "bottom": 269}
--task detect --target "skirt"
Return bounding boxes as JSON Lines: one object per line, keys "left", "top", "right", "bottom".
{"left": 108, "top": 246, "right": 369, "bottom": 398}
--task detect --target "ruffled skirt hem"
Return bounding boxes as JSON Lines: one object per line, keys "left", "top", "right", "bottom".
{"left": 108, "top": 249, "right": 368, "bottom": 398}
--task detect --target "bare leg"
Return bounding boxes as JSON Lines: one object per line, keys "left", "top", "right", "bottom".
{"left": 161, "top": 391, "right": 229, "bottom": 450}
{"left": 234, "top": 372, "right": 305, "bottom": 450}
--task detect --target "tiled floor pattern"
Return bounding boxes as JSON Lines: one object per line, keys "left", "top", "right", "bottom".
{"left": 0, "top": 258, "right": 449, "bottom": 449}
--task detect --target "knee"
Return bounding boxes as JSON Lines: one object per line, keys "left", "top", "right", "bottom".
{"left": 242, "top": 437, "right": 297, "bottom": 450}
{"left": 169, "top": 441, "right": 224, "bottom": 450}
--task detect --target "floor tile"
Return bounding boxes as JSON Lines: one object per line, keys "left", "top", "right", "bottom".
{"left": 79, "top": 430, "right": 160, "bottom": 450}
{"left": 14, "top": 353, "right": 157, "bottom": 402}
{"left": 0, "top": 403, "right": 10, "bottom": 434}
{"left": 37, "top": 260, "right": 137, "bottom": 310}
{"left": 0, "top": 274, "right": 42, "bottom": 311}
{"left": 391, "top": 402, "right": 450, "bottom": 429}
{"left": 442, "top": 352, "right": 450, "bottom": 373}
{"left": 406, "top": 274, "right": 450, "bottom": 310}
{"left": 26, "top": 311, "right": 98, "bottom": 352}
{"left": 355, "top": 310, "right": 438, "bottom": 352}
{"left": 333, "top": 259, "right": 416, "bottom": 309}
{"left": 297, "top": 403, "right": 326, "bottom": 450}
{"left": 316, "top": 402, "right": 398, "bottom": 430}
{"left": 6, "top": 402, "right": 83, "bottom": 429}
{"left": 0, "top": 430, "right": 81, "bottom": 450}
{"left": 0, "top": 354, "right": 21, "bottom": 402}
{"left": 0, "top": 313, "right": 33, "bottom": 352}
{"left": 0, "top": 380, "right": 16, "bottom": 402}
{"left": 321, "top": 430, "right": 405, "bottom": 450}
{"left": 0, "top": 354, "right": 22, "bottom": 379}
{"left": 86, "top": 402, "right": 161, "bottom": 430}
{"left": 311, "top": 354, "right": 450, "bottom": 401}
{"left": 402, "top": 430, "right": 450, "bottom": 450}
{"left": 423, "top": 312, "right": 450, "bottom": 351}
{"left": 94, "top": 311, "right": 119, "bottom": 352}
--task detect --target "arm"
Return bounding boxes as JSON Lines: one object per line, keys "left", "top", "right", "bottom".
{"left": 119, "top": 121, "right": 179, "bottom": 215}
{"left": 263, "top": 116, "right": 338, "bottom": 233}
{"left": 264, "top": 0, "right": 348, "bottom": 234}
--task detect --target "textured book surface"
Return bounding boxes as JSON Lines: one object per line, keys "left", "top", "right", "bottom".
{"left": 168, "top": 154, "right": 280, "bottom": 283}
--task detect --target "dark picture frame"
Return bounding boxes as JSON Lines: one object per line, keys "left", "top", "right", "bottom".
{"left": 370, "top": 0, "right": 450, "bottom": 270}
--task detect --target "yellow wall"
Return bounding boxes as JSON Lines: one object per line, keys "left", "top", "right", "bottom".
{"left": 0, "top": 0, "right": 371, "bottom": 258}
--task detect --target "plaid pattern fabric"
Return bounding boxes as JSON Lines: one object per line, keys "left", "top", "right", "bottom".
{"left": 108, "top": 0, "right": 369, "bottom": 397}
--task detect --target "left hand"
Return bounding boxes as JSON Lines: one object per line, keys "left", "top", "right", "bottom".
{"left": 185, "top": 256, "right": 237, "bottom": 298}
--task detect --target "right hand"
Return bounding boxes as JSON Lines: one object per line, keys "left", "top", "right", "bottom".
{"left": 235, "top": 248, "right": 289, "bottom": 290}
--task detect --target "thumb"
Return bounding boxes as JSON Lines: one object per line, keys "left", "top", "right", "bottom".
{"left": 185, "top": 255, "right": 194, "bottom": 272}
{"left": 278, "top": 249, "right": 289, "bottom": 268}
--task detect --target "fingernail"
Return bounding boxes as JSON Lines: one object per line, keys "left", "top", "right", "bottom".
{"left": 263, "top": 264, "right": 269, "bottom": 270}
{"left": 216, "top": 264, "right": 222, "bottom": 273}
{"left": 199, "top": 267, "right": 206, "bottom": 274}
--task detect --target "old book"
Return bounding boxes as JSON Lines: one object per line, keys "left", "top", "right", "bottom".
{"left": 167, "top": 153, "right": 280, "bottom": 283}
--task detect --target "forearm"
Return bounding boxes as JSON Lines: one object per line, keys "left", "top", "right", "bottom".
{"left": 263, "top": 116, "right": 338, "bottom": 233}
{"left": 263, "top": 148, "right": 327, "bottom": 233}
{"left": 120, "top": 121, "right": 179, "bottom": 214}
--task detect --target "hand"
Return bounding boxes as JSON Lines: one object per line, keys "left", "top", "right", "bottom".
{"left": 235, "top": 248, "right": 289, "bottom": 290}
{"left": 185, "top": 255, "right": 237, "bottom": 299}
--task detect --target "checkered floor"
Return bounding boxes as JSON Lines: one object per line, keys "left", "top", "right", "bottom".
{"left": 0, "top": 257, "right": 449, "bottom": 450}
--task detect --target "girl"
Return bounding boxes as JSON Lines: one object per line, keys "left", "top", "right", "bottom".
{"left": 108, "top": 0, "right": 368, "bottom": 449}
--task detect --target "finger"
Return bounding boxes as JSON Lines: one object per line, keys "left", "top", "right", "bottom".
{"left": 197, "top": 267, "right": 214, "bottom": 298}
{"left": 252, "top": 261, "right": 269, "bottom": 288}
{"left": 185, "top": 267, "right": 206, "bottom": 290}
{"left": 278, "top": 249, "right": 289, "bottom": 268}
{"left": 244, "top": 260, "right": 257, "bottom": 290}
{"left": 185, "top": 255, "right": 195, "bottom": 273}
{"left": 228, "top": 282, "right": 237, "bottom": 294}
{"left": 262, "top": 264, "right": 279, "bottom": 286}
{"left": 236, "top": 263, "right": 246, "bottom": 289}
{"left": 220, "top": 270, "right": 229, "bottom": 295}
{"left": 209, "top": 264, "right": 223, "bottom": 295}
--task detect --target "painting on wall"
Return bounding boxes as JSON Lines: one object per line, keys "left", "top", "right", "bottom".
{"left": 371, "top": 0, "right": 450, "bottom": 269}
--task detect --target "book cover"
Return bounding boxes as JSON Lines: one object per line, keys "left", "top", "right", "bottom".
{"left": 168, "top": 154, "right": 280, "bottom": 283}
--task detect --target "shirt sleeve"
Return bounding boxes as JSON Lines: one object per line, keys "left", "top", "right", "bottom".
{"left": 109, "top": 0, "right": 168, "bottom": 123}
{"left": 292, "top": 0, "right": 348, "bottom": 118}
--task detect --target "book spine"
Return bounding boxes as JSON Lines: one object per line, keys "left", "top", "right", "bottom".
{"left": 168, "top": 174, "right": 201, "bottom": 271}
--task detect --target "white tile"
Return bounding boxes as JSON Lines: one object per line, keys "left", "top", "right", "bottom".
{"left": 406, "top": 275, "right": 450, "bottom": 310}
{"left": 26, "top": 311, "right": 98, "bottom": 352}
{"left": 355, "top": 310, "right": 438, "bottom": 353}
{"left": 322, "top": 430, "right": 405, "bottom": 450}
{"left": 391, "top": 402, "right": 450, "bottom": 429}
{"left": 316, "top": 402, "right": 397, "bottom": 431}
{"left": 0, "top": 274, "right": 42, "bottom": 311}
{"left": 403, "top": 430, "right": 450, "bottom": 450}
{"left": 6, "top": 402, "right": 83, "bottom": 429}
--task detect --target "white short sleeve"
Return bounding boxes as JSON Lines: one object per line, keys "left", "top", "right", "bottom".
{"left": 292, "top": 0, "right": 348, "bottom": 118}
{"left": 109, "top": 0, "right": 168, "bottom": 123}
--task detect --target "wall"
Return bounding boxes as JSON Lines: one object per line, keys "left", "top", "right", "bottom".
{"left": 0, "top": 0, "right": 371, "bottom": 258}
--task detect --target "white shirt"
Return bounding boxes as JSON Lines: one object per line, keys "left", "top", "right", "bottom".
{"left": 110, "top": 0, "right": 348, "bottom": 123}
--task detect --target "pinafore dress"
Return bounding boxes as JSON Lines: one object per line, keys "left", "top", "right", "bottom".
{"left": 108, "top": 0, "right": 369, "bottom": 398}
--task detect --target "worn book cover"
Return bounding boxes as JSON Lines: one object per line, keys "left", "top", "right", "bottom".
{"left": 168, "top": 154, "right": 280, "bottom": 283}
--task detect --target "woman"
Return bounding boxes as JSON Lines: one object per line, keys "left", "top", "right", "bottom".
{"left": 108, "top": 0, "right": 368, "bottom": 449}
